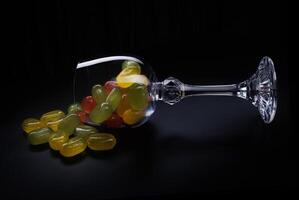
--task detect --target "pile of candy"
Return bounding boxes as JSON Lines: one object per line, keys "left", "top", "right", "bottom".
{"left": 21, "top": 60, "right": 151, "bottom": 157}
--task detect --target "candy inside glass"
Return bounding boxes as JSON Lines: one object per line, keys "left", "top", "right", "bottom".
{"left": 73, "top": 56, "right": 277, "bottom": 128}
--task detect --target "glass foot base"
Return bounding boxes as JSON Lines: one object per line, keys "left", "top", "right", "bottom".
{"left": 248, "top": 56, "right": 277, "bottom": 123}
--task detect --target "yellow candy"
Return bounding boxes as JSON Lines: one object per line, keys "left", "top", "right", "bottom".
{"left": 49, "top": 131, "right": 69, "bottom": 150}
{"left": 87, "top": 133, "right": 116, "bottom": 151}
{"left": 117, "top": 74, "right": 149, "bottom": 88}
{"left": 41, "top": 110, "right": 65, "bottom": 126}
{"left": 122, "top": 109, "right": 145, "bottom": 125}
{"left": 46, "top": 118, "right": 63, "bottom": 132}
{"left": 60, "top": 136, "right": 87, "bottom": 157}
{"left": 116, "top": 63, "right": 142, "bottom": 88}
{"left": 22, "top": 118, "right": 45, "bottom": 134}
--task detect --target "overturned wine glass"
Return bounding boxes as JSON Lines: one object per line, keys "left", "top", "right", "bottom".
{"left": 73, "top": 56, "right": 277, "bottom": 128}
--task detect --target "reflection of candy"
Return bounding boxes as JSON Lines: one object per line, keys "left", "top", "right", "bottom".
{"left": 49, "top": 130, "right": 68, "bottom": 150}
{"left": 87, "top": 133, "right": 116, "bottom": 150}
{"left": 22, "top": 118, "right": 45, "bottom": 134}
{"left": 92, "top": 84, "right": 107, "bottom": 104}
{"left": 75, "top": 125, "right": 98, "bottom": 138}
{"left": 127, "top": 84, "right": 149, "bottom": 111}
{"left": 106, "top": 88, "right": 121, "bottom": 111}
{"left": 117, "top": 74, "right": 149, "bottom": 88}
{"left": 60, "top": 136, "right": 87, "bottom": 157}
{"left": 105, "top": 113, "right": 123, "bottom": 128}
{"left": 58, "top": 114, "right": 80, "bottom": 136}
{"left": 90, "top": 102, "right": 113, "bottom": 123}
{"left": 81, "top": 96, "right": 97, "bottom": 113}
{"left": 122, "top": 109, "right": 145, "bottom": 125}
{"left": 28, "top": 127, "right": 52, "bottom": 145}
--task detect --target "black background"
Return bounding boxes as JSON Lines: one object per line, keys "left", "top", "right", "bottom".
{"left": 2, "top": 0, "right": 295, "bottom": 199}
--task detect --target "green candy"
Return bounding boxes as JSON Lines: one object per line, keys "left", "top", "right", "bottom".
{"left": 106, "top": 88, "right": 121, "bottom": 111}
{"left": 89, "top": 102, "right": 113, "bottom": 123}
{"left": 28, "top": 127, "right": 52, "bottom": 145}
{"left": 122, "top": 60, "right": 141, "bottom": 72}
{"left": 67, "top": 103, "right": 82, "bottom": 114}
{"left": 75, "top": 125, "right": 98, "bottom": 139}
{"left": 127, "top": 84, "right": 149, "bottom": 111}
{"left": 58, "top": 114, "right": 80, "bottom": 136}
{"left": 92, "top": 84, "right": 107, "bottom": 104}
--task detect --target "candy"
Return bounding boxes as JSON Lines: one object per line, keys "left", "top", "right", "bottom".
{"left": 106, "top": 88, "right": 121, "bottom": 111}
{"left": 87, "top": 133, "right": 116, "bottom": 151}
{"left": 28, "top": 127, "right": 52, "bottom": 145}
{"left": 122, "top": 109, "right": 145, "bottom": 125}
{"left": 116, "top": 94, "right": 131, "bottom": 117}
{"left": 22, "top": 118, "right": 45, "bottom": 134}
{"left": 58, "top": 114, "right": 80, "bottom": 136}
{"left": 127, "top": 84, "right": 149, "bottom": 111}
{"left": 49, "top": 131, "right": 69, "bottom": 150}
{"left": 75, "top": 125, "right": 98, "bottom": 138}
{"left": 91, "top": 84, "right": 107, "bottom": 104}
{"left": 40, "top": 110, "right": 65, "bottom": 124}
{"left": 105, "top": 113, "right": 123, "bottom": 128}
{"left": 104, "top": 81, "right": 117, "bottom": 94}
{"left": 77, "top": 111, "right": 88, "bottom": 123}
{"left": 89, "top": 102, "right": 113, "bottom": 123}
{"left": 60, "top": 136, "right": 87, "bottom": 157}
{"left": 122, "top": 60, "right": 141, "bottom": 71}
{"left": 67, "top": 103, "right": 82, "bottom": 114}
{"left": 46, "top": 119, "right": 62, "bottom": 132}
{"left": 117, "top": 74, "right": 149, "bottom": 88}
{"left": 81, "top": 96, "right": 97, "bottom": 113}
{"left": 116, "top": 63, "right": 141, "bottom": 88}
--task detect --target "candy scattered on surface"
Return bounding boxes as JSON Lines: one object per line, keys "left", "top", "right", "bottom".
{"left": 21, "top": 60, "right": 152, "bottom": 157}
{"left": 87, "top": 133, "right": 116, "bottom": 151}
{"left": 22, "top": 118, "right": 46, "bottom": 134}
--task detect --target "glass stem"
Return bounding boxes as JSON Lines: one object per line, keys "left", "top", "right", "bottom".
{"left": 152, "top": 77, "right": 247, "bottom": 105}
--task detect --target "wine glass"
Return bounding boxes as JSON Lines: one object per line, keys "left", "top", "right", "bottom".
{"left": 73, "top": 56, "right": 277, "bottom": 128}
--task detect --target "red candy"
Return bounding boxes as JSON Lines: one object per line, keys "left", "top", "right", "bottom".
{"left": 105, "top": 113, "right": 123, "bottom": 128}
{"left": 104, "top": 81, "right": 118, "bottom": 94}
{"left": 81, "top": 96, "right": 97, "bottom": 113}
{"left": 77, "top": 111, "right": 88, "bottom": 123}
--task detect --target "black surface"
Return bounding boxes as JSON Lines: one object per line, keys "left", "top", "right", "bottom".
{"left": 2, "top": 1, "right": 295, "bottom": 199}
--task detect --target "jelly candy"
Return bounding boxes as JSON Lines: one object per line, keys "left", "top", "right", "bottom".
{"left": 58, "top": 114, "right": 80, "bottom": 136}
{"left": 87, "top": 133, "right": 116, "bottom": 151}
{"left": 104, "top": 81, "right": 117, "bottom": 94}
{"left": 67, "top": 103, "right": 82, "bottom": 114}
{"left": 60, "top": 136, "right": 87, "bottom": 157}
{"left": 28, "top": 127, "right": 52, "bottom": 145}
{"left": 122, "top": 109, "right": 145, "bottom": 125}
{"left": 117, "top": 74, "right": 149, "bottom": 88}
{"left": 127, "top": 84, "right": 149, "bottom": 111}
{"left": 106, "top": 88, "right": 121, "bottom": 111}
{"left": 116, "top": 63, "right": 141, "bottom": 88}
{"left": 49, "top": 130, "right": 69, "bottom": 150}
{"left": 92, "top": 84, "right": 107, "bottom": 104}
{"left": 46, "top": 118, "right": 62, "bottom": 132}
{"left": 122, "top": 60, "right": 141, "bottom": 71}
{"left": 116, "top": 94, "right": 131, "bottom": 117}
{"left": 89, "top": 102, "right": 113, "bottom": 123}
{"left": 105, "top": 113, "right": 123, "bottom": 128}
{"left": 22, "top": 118, "right": 45, "bottom": 134}
{"left": 77, "top": 111, "right": 88, "bottom": 123}
{"left": 75, "top": 125, "right": 98, "bottom": 138}
{"left": 81, "top": 96, "right": 97, "bottom": 113}
{"left": 40, "top": 110, "right": 65, "bottom": 125}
